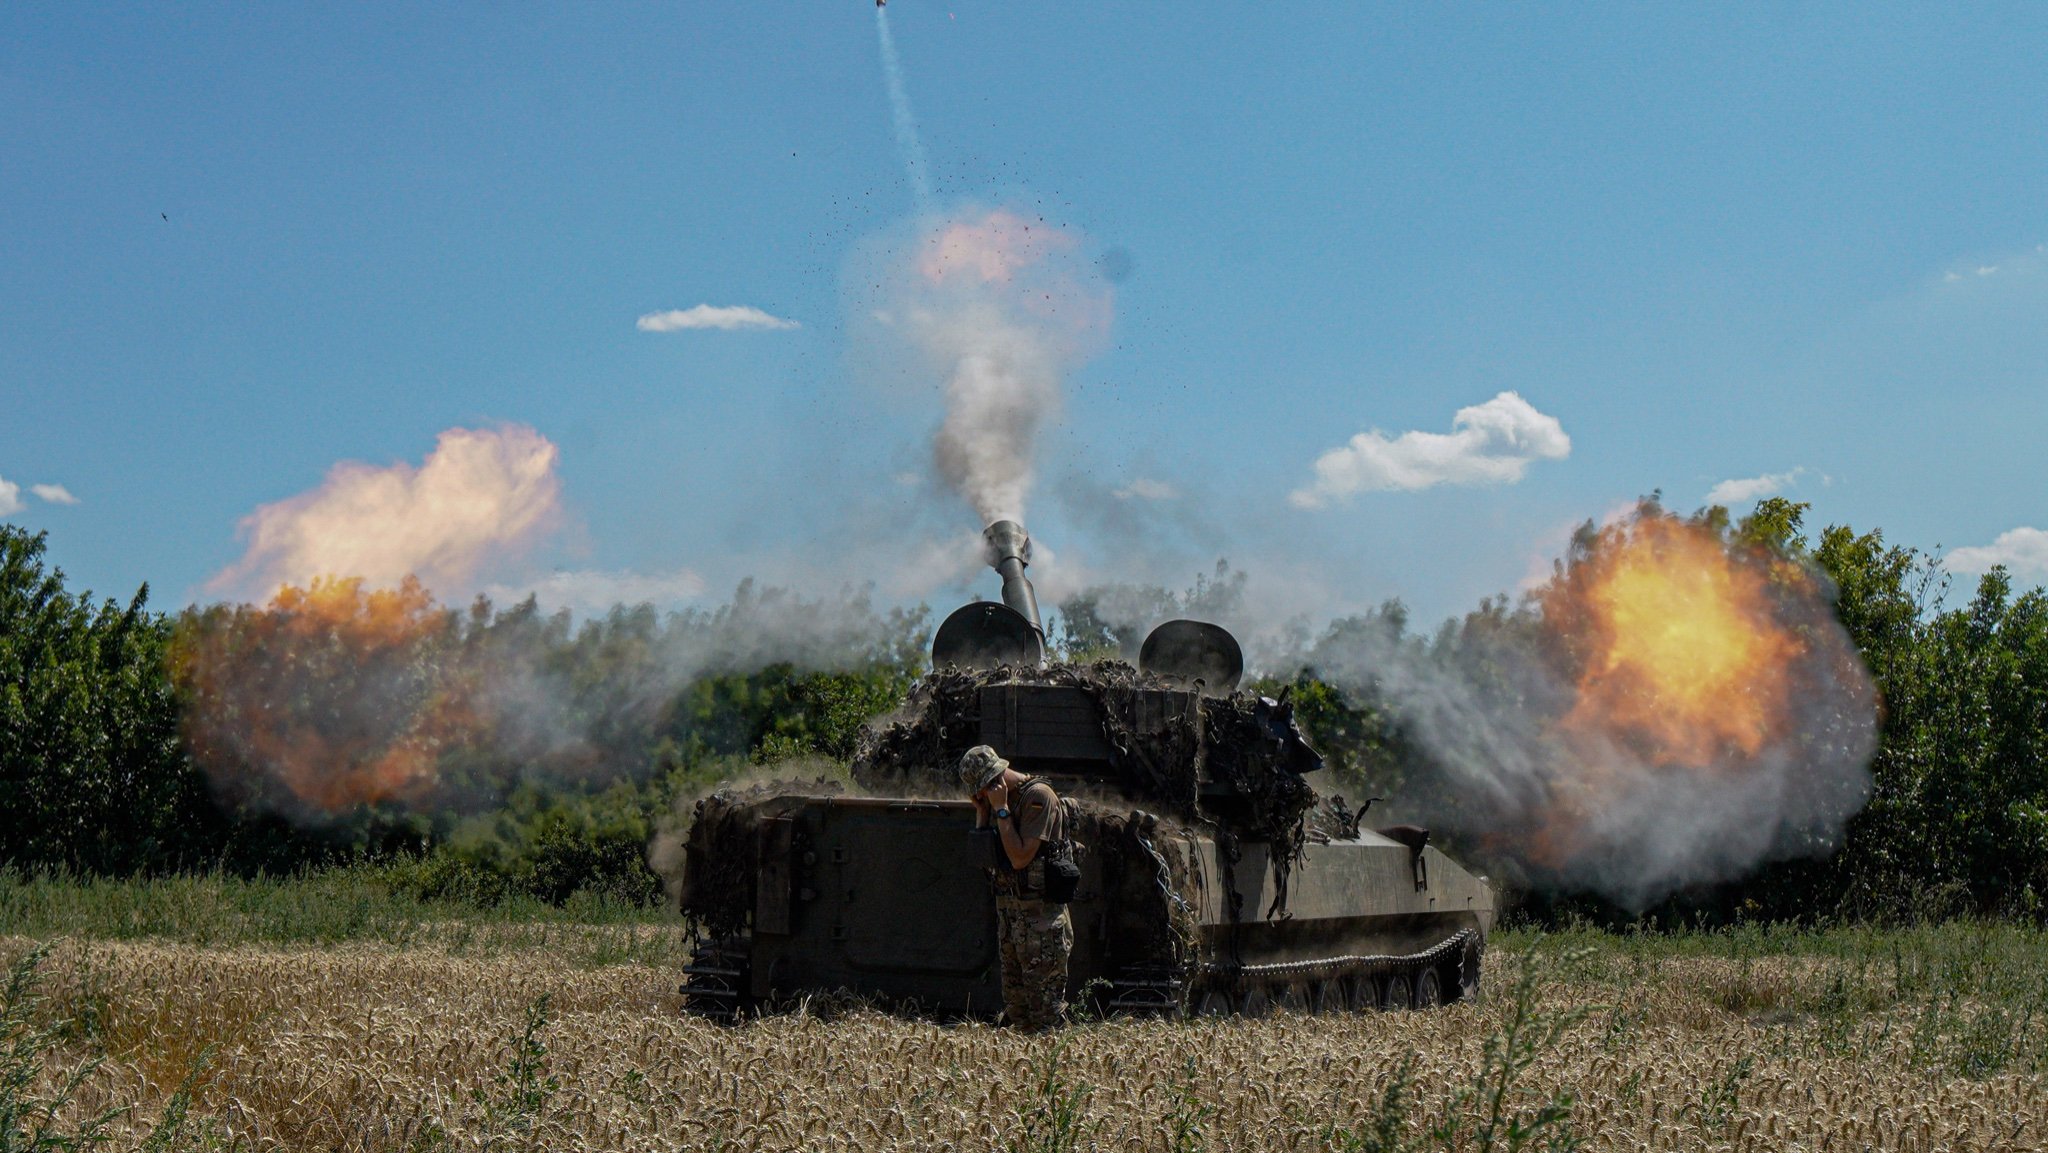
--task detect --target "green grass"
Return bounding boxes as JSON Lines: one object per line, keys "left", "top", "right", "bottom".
{"left": 1498, "top": 919, "right": 2048, "bottom": 1079}
{"left": 0, "top": 867, "right": 690, "bottom": 967}
{"left": 1500, "top": 918, "right": 2048, "bottom": 1002}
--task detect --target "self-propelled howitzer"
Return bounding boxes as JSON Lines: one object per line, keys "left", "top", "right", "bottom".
{"left": 678, "top": 521, "right": 1494, "bottom": 1018}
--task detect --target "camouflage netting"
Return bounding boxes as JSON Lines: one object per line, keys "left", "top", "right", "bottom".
{"left": 852, "top": 660, "right": 1326, "bottom": 915}
{"left": 852, "top": 661, "right": 1316, "bottom": 844}
{"left": 679, "top": 780, "right": 845, "bottom": 939}
{"left": 854, "top": 661, "right": 1169, "bottom": 793}
{"left": 1305, "top": 792, "right": 1366, "bottom": 844}
{"left": 1073, "top": 805, "right": 1203, "bottom": 979}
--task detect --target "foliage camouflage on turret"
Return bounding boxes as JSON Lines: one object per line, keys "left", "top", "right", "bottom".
{"left": 851, "top": 660, "right": 1325, "bottom": 902}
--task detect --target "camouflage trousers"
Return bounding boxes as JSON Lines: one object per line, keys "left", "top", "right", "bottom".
{"left": 995, "top": 894, "right": 1072, "bottom": 1031}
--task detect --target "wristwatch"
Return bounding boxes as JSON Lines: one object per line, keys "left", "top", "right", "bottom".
{"left": 995, "top": 807, "right": 1011, "bottom": 820}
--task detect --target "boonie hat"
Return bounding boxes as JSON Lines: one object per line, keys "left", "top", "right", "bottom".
{"left": 958, "top": 745, "right": 1009, "bottom": 794}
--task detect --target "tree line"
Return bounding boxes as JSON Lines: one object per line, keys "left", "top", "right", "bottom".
{"left": 3, "top": 507, "right": 2045, "bottom": 923}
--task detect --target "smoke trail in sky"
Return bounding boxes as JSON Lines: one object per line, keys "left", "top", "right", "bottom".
{"left": 875, "top": 7, "right": 932, "bottom": 208}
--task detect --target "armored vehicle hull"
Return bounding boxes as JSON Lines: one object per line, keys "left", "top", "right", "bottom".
{"left": 679, "top": 789, "right": 1493, "bottom": 1019}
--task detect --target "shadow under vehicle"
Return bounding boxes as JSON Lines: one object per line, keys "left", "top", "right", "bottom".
{"left": 679, "top": 520, "right": 1495, "bottom": 1019}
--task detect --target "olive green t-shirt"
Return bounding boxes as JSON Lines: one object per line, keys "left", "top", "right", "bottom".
{"left": 994, "top": 780, "right": 1065, "bottom": 894}
{"left": 1014, "top": 780, "right": 1063, "bottom": 848}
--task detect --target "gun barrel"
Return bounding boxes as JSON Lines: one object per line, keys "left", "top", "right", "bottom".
{"left": 982, "top": 520, "right": 1044, "bottom": 641}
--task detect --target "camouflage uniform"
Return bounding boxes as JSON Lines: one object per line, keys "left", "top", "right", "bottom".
{"left": 990, "top": 778, "right": 1072, "bottom": 1030}
{"left": 961, "top": 747, "right": 1073, "bottom": 1030}
{"left": 995, "top": 892, "right": 1072, "bottom": 1031}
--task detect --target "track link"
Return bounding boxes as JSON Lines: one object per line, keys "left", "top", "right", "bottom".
{"left": 1182, "top": 928, "right": 1482, "bottom": 1017}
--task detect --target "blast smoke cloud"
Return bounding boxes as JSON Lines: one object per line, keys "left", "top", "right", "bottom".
{"left": 1303, "top": 506, "right": 1877, "bottom": 909}
{"left": 175, "top": 572, "right": 923, "bottom": 822}
{"left": 1290, "top": 391, "right": 1570, "bottom": 508}
{"left": 859, "top": 208, "right": 1113, "bottom": 526}
{"left": 1705, "top": 468, "right": 1806, "bottom": 506}
{"left": 637, "top": 305, "right": 799, "bottom": 332}
{"left": 1948, "top": 526, "right": 2048, "bottom": 580}
{"left": 209, "top": 425, "right": 563, "bottom": 599}
{"left": 931, "top": 311, "right": 1061, "bottom": 524}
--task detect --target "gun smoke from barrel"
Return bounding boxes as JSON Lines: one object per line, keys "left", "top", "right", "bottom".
{"left": 857, "top": 209, "right": 1114, "bottom": 532}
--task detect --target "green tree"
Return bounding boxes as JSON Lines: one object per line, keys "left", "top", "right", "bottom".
{"left": 1053, "top": 561, "right": 1247, "bottom": 660}
{"left": 0, "top": 527, "right": 214, "bottom": 872}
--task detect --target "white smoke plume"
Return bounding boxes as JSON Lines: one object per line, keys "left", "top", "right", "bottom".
{"left": 860, "top": 209, "right": 1113, "bottom": 525}
{"left": 931, "top": 307, "right": 1062, "bottom": 524}
{"left": 208, "top": 425, "right": 563, "bottom": 599}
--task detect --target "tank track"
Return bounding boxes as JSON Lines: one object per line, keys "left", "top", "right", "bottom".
{"left": 1101, "top": 927, "right": 1483, "bottom": 1017}
{"left": 685, "top": 929, "right": 1483, "bottom": 1021}
{"left": 678, "top": 935, "right": 752, "bottom": 1020}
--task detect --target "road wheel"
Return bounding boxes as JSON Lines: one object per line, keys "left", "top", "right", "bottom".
{"left": 1413, "top": 968, "right": 1442, "bottom": 1009}
{"left": 1312, "top": 979, "right": 1346, "bottom": 1014}
{"left": 1381, "top": 973, "right": 1413, "bottom": 1011}
{"left": 1454, "top": 938, "right": 1484, "bottom": 1003}
{"left": 1345, "top": 976, "right": 1376, "bottom": 1012}
{"left": 1241, "top": 985, "right": 1272, "bottom": 1018}
{"left": 1197, "top": 988, "right": 1232, "bottom": 1018}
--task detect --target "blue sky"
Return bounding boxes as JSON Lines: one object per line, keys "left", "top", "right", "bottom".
{"left": 5, "top": 3, "right": 2046, "bottom": 633}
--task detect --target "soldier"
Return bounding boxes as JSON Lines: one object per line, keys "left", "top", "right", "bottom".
{"left": 959, "top": 744, "right": 1073, "bottom": 1031}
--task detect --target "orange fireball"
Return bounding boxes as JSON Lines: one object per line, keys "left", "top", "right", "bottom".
{"left": 173, "top": 576, "right": 483, "bottom": 813}
{"left": 1545, "top": 516, "right": 1804, "bottom": 768}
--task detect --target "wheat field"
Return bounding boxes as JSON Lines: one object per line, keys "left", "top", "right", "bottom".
{"left": 4, "top": 926, "right": 2045, "bottom": 1153}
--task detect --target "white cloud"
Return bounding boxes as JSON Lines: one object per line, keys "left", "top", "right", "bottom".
{"left": 0, "top": 477, "right": 21, "bottom": 517}
{"left": 489, "top": 567, "right": 708, "bottom": 614}
{"left": 1948, "top": 528, "right": 2048, "bottom": 580}
{"left": 1115, "top": 477, "right": 1178, "bottom": 501}
{"left": 636, "top": 305, "right": 799, "bottom": 332}
{"left": 31, "top": 484, "right": 78, "bottom": 505}
{"left": 1705, "top": 467, "right": 1806, "bottom": 507}
{"left": 1289, "top": 391, "right": 1571, "bottom": 509}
